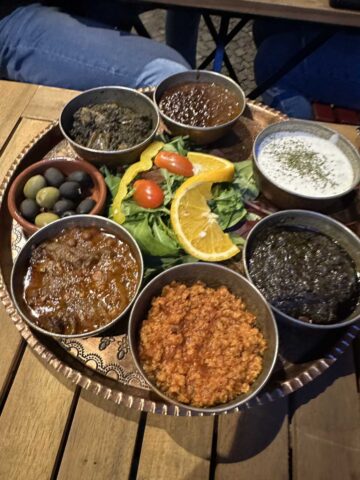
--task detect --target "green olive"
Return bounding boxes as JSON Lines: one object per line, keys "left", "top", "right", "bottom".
{"left": 23, "top": 175, "right": 47, "bottom": 199}
{"left": 35, "top": 212, "right": 59, "bottom": 227}
{"left": 36, "top": 187, "right": 60, "bottom": 209}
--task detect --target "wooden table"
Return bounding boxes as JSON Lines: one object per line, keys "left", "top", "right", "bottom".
{"left": 138, "top": 0, "right": 360, "bottom": 27}
{"left": 0, "top": 80, "right": 359, "bottom": 480}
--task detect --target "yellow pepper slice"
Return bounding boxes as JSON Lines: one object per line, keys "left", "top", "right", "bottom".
{"left": 112, "top": 141, "right": 164, "bottom": 224}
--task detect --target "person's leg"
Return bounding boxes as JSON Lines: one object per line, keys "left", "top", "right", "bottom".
{"left": 254, "top": 24, "right": 360, "bottom": 118}
{"left": 0, "top": 4, "right": 190, "bottom": 90}
{"left": 165, "top": 9, "right": 201, "bottom": 68}
{"left": 252, "top": 18, "right": 305, "bottom": 47}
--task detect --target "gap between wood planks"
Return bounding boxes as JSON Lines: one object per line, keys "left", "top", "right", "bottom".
{"left": 353, "top": 339, "right": 360, "bottom": 393}
{"left": 50, "top": 386, "right": 82, "bottom": 480}
{"left": 0, "top": 340, "right": 26, "bottom": 416}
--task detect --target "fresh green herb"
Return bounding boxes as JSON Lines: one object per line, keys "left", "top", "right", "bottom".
{"left": 209, "top": 160, "right": 259, "bottom": 230}
{"left": 143, "top": 253, "right": 198, "bottom": 281}
{"left": 158, "top": 135, "right": 189, "bottom": 156}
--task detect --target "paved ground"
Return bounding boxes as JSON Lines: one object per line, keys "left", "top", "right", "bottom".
{"left": 140, "top": 10, "right": 257, "bottom": 94}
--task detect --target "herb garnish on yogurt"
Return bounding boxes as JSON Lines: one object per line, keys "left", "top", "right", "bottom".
{"left": 257, "top": 132, "right": 354, "bottom": 197}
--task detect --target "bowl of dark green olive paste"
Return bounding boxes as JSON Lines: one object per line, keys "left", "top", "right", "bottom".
{"left": 243, "top": 210, "right": 360, "bottom": 329}
{"left": 60, "top": 86, "right": 160, "bottom": 166}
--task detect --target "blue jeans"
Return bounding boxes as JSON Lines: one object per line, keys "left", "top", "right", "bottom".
{"left": 0, "top": 4, "right": 190, "bottom": 89}
{"left": 253, "top": 20, "right": 360, "bottom": 119}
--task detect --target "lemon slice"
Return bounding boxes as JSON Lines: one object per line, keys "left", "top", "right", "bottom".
{"left": 171, "top": 176, "right": 240, "bottom": 262}
{"left": 187, "top": 151, "right": 235, "bottom": 176}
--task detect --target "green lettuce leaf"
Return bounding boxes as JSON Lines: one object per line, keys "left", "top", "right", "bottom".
{"left": 209, "top": 183, "right": 247, "bottom": 230}
{"left": 124, "top": 215, "right": 181, "bottom": 257}
{"left": 208, "top": 160, "right": 258, "bottom": 230}
{"left": 232, "top": 160, "right": 259, "bottom": 201}
{"left": 99, "top": 166, "right": 121, "bottom": 198}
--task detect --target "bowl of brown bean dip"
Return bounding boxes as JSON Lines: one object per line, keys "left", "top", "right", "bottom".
{"left": 11, "top": 215, "right": 143, "bottom": 338}
{"left": 244, "top": 210, "right": 360, "bottom": 330}
{"left": 60, "top": 86, "right": 160, "bottom": 166}
{"left": 154, "top": 70, "right": 246, "bottom": 145}
{"left": 128, "top": 263, "right": 278, "bottom": 414}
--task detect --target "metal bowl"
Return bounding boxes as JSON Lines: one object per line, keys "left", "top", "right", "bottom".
{"left": 59, "top": 86, "right": 160, "bottom": 167}
{"left": 154, "top": 70, "right": 246, "bottom": 145}
{"left": 243, "top": 210, "right": 360, "bottom": 330}
{"left": 128, "top": 262, "right": 278, "bottom": 415}
{"left": 11, "top": 215, "right": 144, "bottom": 339}
{"left": 252, "top": 120, "right": 360, "bottom": 211}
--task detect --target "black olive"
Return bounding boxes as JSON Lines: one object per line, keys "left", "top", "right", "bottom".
{"left": 61, "top": 210, "right": 76, "bottom": 218}
{"left": 53, "top": 199, "right": 76, "bottom": 216}
{"left": 59, "top": 181, "right": 81, "bottom": 201}
{"left": 20, "top": 198, "right": 39, "bottom": 220}
{"left": 76, "top": 197, "right": 96, "bottom": 214}
{"left": 44, "top": 167, "right": 65, "bottom": 187}
{"left": 67, "top": 170, "right": 92, "bottom": 187}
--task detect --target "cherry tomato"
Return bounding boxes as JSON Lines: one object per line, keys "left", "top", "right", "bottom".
{"left": 133, "top": 179, "right": 164, "bottom": 208}
{"left": 154, "top": 151, "right": 193, "bottom": 177}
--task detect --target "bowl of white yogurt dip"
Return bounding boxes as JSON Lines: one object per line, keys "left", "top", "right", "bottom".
{"left": 253, "top": 120, "right": 360, "bottom": 211}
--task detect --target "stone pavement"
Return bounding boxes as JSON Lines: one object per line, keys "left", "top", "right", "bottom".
{"left": 140, "top": 10, "right": 257, "bottom": 94}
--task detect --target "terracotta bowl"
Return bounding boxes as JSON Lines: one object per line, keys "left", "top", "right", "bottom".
{"left": 7, "top": 157, "right": 107, "bottom": 236}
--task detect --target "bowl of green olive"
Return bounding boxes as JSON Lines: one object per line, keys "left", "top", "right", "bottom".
{"left": 7, "top": 157, "right": 107, "bottom": 235}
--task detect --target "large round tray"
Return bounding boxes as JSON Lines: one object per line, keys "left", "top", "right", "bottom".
{"left": 1, "top": 100, "right": 359, "bottom": 416}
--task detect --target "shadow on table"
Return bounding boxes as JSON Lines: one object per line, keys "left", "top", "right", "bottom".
{"left": 288, "top": 346, "right": 356, "bottom": 418}
{"left": 216, "top": 395, "right": 288, "bottom": 463}
{"left": 214, "top": 347, "right": 355, "bottom": 465}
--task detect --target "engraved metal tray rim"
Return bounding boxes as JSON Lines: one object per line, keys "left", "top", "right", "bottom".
{"left": 1, "top": 103, "right": 359, "bottom": 416}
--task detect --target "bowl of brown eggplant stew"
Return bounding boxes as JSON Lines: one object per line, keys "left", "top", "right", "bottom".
{"left": 243, "top": 210, "right": 360, "bottom": 329}
{"left": 11, "top": 215, "right": 144, "bottom": 338}
{"left": 154, "top": 70, "right": 246, "bottom": 145}
{"left": 60, "top": 86, "right": 160, "bottom": 166}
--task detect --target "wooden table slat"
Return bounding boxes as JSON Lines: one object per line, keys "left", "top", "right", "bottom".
{"left": 58, "top": 389, "right": 141, "bottom": 480}
{"left": 22, "top": 85, "right": 78, "bottom": 123}
{"left": 0, "top": 81, "right": 38, "bottom": 152}
{"left": 0, "top": 304, "right": 23, "bottom": 399}
{"left": 0, "top": 349, "right": 75, "bottom": 480}
{"left": 291, "top": 349, "right": 360, "bottom": 480}
{"left": 215, "top": 398, "right": 289, "bottom": 480}
{"left": 0, "top": 117, "right": 51, "bottom": 188}
{"left": 143, "top": 0, "right": 360, "bottom": 27}
{"left": 137, "top": 414, "right": 214, "bottom": 480}
{"left": 0, "top": 118, "right": 52, "bottom": 399}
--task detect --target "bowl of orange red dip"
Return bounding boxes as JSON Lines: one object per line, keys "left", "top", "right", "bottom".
{"left": 11, "top": 215, "right": 143, "bottom": 338}
{"left": 128, "top": 263, "right": 278, "bottom": 414}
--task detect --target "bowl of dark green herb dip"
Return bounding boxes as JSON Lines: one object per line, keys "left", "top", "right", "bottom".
{"left": 60, "top": 86, "right": 159, "bottom": 167}
{"left": 253, "top": 120, "right": 360, "bottom": 211}
{"left": 243, "top": 210, "right": 360, "bottom": 329}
